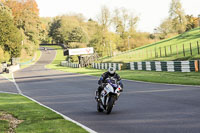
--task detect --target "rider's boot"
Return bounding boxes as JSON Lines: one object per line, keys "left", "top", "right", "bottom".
{"left": 95, "top": 91, "right": 100, "bottom": 102}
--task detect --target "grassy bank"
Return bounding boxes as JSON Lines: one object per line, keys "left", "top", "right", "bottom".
{"left": 100, "top": 28, "right": 200, "bottom": 63}
{"left": 44, "top": 45, "right": 200, "bottom": 85}
{"left": 0, "top": 93, "right": 88, "bottom": 133}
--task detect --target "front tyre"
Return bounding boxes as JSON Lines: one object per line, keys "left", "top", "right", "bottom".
{"left": 97, "top": 102, "right": 103, "bottom": 112}
{"left": 106, "top": 96, "right": 115, "bottom": 114}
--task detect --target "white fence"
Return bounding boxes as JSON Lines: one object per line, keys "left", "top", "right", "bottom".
{"left": 61, "top": 61, "right": 79, "bottom": 68}
{"left": 92, "top": 63, "right": 122, "bottom": 70}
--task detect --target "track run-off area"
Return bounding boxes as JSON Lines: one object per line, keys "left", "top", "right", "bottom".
{"left": 1, "top": 47, "right": 200, "bottom": 133}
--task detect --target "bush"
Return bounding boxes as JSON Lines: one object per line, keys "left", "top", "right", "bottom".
{"left": 0, "top": 47, "right": 4, "bottom": 62}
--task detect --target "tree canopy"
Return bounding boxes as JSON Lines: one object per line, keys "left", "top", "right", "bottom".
{"left": 0, "top": 3, "right": 22, "bottom": 62}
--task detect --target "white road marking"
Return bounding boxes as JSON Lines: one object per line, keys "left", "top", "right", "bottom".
{"left": 125, "top": 88, "right": 200, "bottom": 94}
{"left": 12, "top": 73, "right": 22, "bottom": 94}
{"left": 0, "top": 91, "right": 18, "bottom": 95}
{"left": 21, "top": 94, "right": 97, "bottom": 133}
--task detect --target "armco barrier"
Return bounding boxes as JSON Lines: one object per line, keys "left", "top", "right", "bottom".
{"left": 92, "top": 63, "right": 122, "bottom": 70}
{"left": 130, "top": 60, "right": 199, "bottom": 72}
{"left": 61, "top": 61, "right": 79, "bottom": 68}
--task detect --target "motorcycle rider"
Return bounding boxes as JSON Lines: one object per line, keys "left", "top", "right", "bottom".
{"left": 95, "top": 67, "right": 123, "bottom": 100}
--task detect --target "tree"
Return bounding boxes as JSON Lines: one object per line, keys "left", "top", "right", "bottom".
{"left": 69, "top": 27, "right": 88, "bottom": 43}
{"left": 49, "top": 15, "right": 89, "bottom": 47}
{"left": 169, "top": 0, "right": 187, "bottom": 33}
{"left": 157, "top": 17, "right": 174, "bottom": 36}
{"left": 112, "top": 7, "right": 138, "bottom": 51}
{"left": 185, "top": 15, "right": 199, "bottom": 31}
{"left": 4, "top": 0, "right": 42, "bottom": 56}
{"left": 40, "top": 17, "right": 53, "bottom": 43}
{"left": 0, "top": 3, "right": 22, "bottom": 59}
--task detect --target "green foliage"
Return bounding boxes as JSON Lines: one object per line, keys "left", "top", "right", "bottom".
{"left": 40, "top": 17, "right": 53, "bottom": 43}
{"left": 0, "top": 46, "right": 4, "bottom": 62}
{"left": 4, "top": 0, "right": 41, "bottom": 57}
{"left": 185, "top": 15, "right": 199, "bottom": 31}
{"left": 0, "top": 3, "right": 22, "bottom": 59}
{"left": 169, "top": 0, "right": 187, "bottom": 33}
{"left": 69, "top": 27, "right": 88, "bottom": 43}
{"left": 49, "top": 15, "right": 89, "bottom": 45}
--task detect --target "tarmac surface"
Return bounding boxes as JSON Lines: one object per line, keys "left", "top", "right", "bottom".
{"left": 1, "top": 47, "right": 200, "bottom": 133}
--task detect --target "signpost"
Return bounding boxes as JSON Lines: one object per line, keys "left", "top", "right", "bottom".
{"left": 63, "top": 47, "right": 94, "bottom": 67}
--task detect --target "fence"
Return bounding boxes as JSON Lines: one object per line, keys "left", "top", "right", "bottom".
{"left": 61, "top": 61, "right": 80, "bottom": 68}
{"left": 130, "top": 60, "right": 199, "bottom": 72}
{"left": 92, "top": 63, "right": 123, "bottom": 70}
{"left": 128, "top": 41, "right": 200, "bottom": 60}
{"left": 100, "top": 40, "right": 200, "bottom": 62}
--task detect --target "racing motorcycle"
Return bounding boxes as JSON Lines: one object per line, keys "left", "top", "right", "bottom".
{"left": 95, "top": 77, "right": 123, "bottom": 114}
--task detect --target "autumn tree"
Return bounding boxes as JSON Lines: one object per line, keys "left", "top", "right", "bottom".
{"left": 40, "top": 17, "right": 53, "bottom": 43}
{"left": 112, "top": 8, "right": 138, "bottom": 51}
{"left": 185, "top": 15, "right": 199, "bottom": 31}
{"left": 169, "top": 0, "right": 187, "bottom": 33}
{"left": 4, "top": 0, "right": 42, "bottom": 56}
{"left": 0, "top": 3, "right": 22, "bottom": 61}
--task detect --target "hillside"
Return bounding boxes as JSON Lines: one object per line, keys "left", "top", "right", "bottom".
{"left": 99, "top": 28, "right": 200, "bottom": 63}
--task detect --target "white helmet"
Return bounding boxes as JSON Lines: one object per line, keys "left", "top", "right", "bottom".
{"left": 108, "top": 67, "right": 116, "bottom": 75}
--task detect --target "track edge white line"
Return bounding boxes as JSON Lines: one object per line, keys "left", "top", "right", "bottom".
{"left": 21, "top": 94, "right": 97, "bottom": 133}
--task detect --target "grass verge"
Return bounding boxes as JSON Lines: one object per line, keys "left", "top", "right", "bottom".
{"left": 0, "top": 111, "right": 9, "bottom": 132}
{"left": 45, "top": 45, "right": 200, "bottom": 85}
{"left": 20, "top": 49, "right": 41, "bottom": 69}
{"left": 0, "top": 93, "right": 88, "bottom": 133}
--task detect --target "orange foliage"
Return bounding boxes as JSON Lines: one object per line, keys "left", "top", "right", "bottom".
{"left": 4, "top": 0, "right": 39, "bottom": 18}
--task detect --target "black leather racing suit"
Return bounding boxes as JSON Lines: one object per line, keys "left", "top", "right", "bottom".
{"left": 97, "top": 71, "right": 123, "bottom": 96}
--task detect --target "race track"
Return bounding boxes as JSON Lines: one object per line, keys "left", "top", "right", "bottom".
{"left": 5, "top": 47, "right": 200, "bottom": 133}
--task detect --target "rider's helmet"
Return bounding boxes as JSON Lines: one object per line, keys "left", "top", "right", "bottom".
{"left": 108, "top": 67, "right": 116, "bottom": 75}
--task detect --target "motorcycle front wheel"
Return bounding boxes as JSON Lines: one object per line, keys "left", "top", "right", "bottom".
{"left": 97, "top": 102, "right": 103, "bottom": 112}
{"left": 106, "top": 96, "right": 115, "bottom": 114}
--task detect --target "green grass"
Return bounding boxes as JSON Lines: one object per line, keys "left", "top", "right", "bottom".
{"left": 0, "top": 93, "right": 88, "bottom": 133}
{"left": 0, "top": 111, "right": 9, "bottom": 132}
{"left": 20, "top": 50, "right": 41, "bottom": 69}
{"left": 44, "top": 45, "right": 200, "bottom": 85}
{"left": 0, "top": 121, "right": 9, "bottom": 132}
{"left": 100, "top": 28, "right": 200, "bottom": 63}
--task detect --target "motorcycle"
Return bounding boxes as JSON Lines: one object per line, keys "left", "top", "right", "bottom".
{"left": 95, "top": 78, "right": 122, "bottom": 114}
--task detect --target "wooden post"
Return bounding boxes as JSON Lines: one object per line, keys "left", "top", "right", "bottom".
{"left": 165, "top": 46, "right": 167, "bottom": 57}
{"left": 159, "top": 47, "right": 161, "bottom": 57}
{"left": 146, "top": 49, "right": 148, "bottom": 58}
{"left": 183, "top": 44, "right": 185, "bottom": 56}
{"left": 170, "top": 45, "right": 172, "bottom": 55}
{"left": 190, "top": 43, "right": 192, "bottom": 56}
{"left": 197, "top": 41, "right": 200, "bottom": 55}
{"left": 155, "top": 47, "right": 157, "bottom": 57}
{"left": 176, "top": 44, "right": 178, "bottom": 56}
